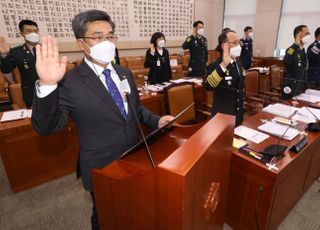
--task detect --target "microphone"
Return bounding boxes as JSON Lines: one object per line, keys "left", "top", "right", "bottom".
{"left": 282, "top": 78, "right": 320, "bottom": 131}
{"left": 120, "top": 75, "right": 156, "bottom": 168}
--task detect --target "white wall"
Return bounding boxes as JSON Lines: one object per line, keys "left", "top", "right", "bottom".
{"left": 252, "top": 0, "right": 282, "bottom": 57}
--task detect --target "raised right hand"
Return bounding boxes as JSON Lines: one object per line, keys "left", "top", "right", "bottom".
{"left": 150, "top": 43, "right": 155, "bottom": 53}
{"left": 36, "top": 35, "right": 67, "bottom": 86}
{"left": 295, "top": 34, "right": 302, "bottom": 47}
{"left": 221, "top": 42, "right": 231, "bottom": 68}
{"left": 0, "top": 36, "right": 10, "bottom": 55}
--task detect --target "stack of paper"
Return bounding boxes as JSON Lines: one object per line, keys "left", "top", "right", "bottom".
{"left": 257, "top": 121, "right": 300, "bottom": 141}
{"left": 295, "top": 93, "right": 320, "bottom": 103}
{"left": 262, "top": 103, "right": 298, "bottom": 118}
{"left": 292, "top": 106, "right": 320, "bottom": 123}
{"left": 1, "top": 109, "right": 32, "bottom": 122}
{"left": 248, "top": 67, "right": 268, "bottom": 73}
{"left": 234, "top": 125, "right": 270, "bottom": 144}
{"left": 147, "top": 82, "right": 172, "bottom": 92}
{"left": 305, "top": 89, "right": 320, "bottom": 97}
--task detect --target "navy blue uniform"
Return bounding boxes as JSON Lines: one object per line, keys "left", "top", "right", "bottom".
{"left": 203, "top": 58, "right": 245, "bottom": 126}
{"left": 307, "top": 40, "right": 320, "bottom": 85}
{"left": 182, "top": 35, "right": 208, "bottom": 77}
{"left": 281, "top": 43, "right": 308, "bottom": 99}
{"left": 240, "top": 37, "right": 253, "bottom": 69}
{"left": 0, "top": 43, "right": 38, "bottom": 107}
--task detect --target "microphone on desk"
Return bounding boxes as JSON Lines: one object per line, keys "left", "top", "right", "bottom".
{"left": 282, "top": 83, "right": 320, "bottom": 132}
{"left": 119, "top": 76, "right": 156, "bottom": 168}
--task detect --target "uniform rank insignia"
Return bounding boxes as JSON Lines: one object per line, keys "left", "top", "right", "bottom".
{"left": 287, "top": 48, "right": 295, "bottom": 55}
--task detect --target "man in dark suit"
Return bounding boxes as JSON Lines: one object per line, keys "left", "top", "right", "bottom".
{"left": 203, "top": 30, "right": 245, "bottom": 127}
{"left": 31, "top": 10, "right": 173, "bottom": 230}
{"left": 0, "top": 20, "right": 40, "bottom": 107}
{"left": 182, "top": 20, "right": 208, "bottom": 77}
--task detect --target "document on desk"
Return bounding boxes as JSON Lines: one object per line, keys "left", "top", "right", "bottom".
{"left": 295, "top": 93, "right": 320, "bottom": 103}
{"left": 262, "top": 103, "right": 298, "bottom": 118}
{"left": 1, "top": 109, "right": 32, "bottom": 122}
{"left": 257, "top": 121, "right": 300, "bottom": 141}
{"left": 305, "top": 89, "right": 320, "bottom": 97}
{"left": 234, "top": 125, "right": 270, "bottom": 144}
{"left": 292, "top": 106, "right": 320, "bottom": 123}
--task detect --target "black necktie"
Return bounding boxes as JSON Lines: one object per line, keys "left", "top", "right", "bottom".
{"left": 32, "top": 47, "right": 36, "bottom": 60}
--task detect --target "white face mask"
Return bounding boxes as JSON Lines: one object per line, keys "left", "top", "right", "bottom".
{"left": 83, "top": 40, "right": 116, "bottom": 65}
{"left": 302, "top": 34, "right": 311, "bottom": 44}
{"left": 248, "top": 32, "right": 254, "bottom": 38}
{"left": 25, "top": 32, "right": 40, "bottom": 43}
{"left": 197, "top": 28, "right": 205, "bottom": 36}
{"left": 230, "top": 45, "right": 241, "bottom": 57}
{"left": 157, "top": 40, "right": 165, "bottom": 48}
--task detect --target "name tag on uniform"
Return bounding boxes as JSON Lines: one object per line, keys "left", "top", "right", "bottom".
{"left": 157, "top": 60, "right": 161, "bottom": 66}
{"left": 225, "top": 76, "right": 232, "bottom": 80}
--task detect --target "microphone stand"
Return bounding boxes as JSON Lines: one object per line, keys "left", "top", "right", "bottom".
{"left": 124, "top": 91, "right": 156, "bottom": 168}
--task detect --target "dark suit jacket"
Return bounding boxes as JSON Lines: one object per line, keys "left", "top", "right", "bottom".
{"left": 204, "top": 58, "right": 245, "bottom": 126}
{"left": 281, "top": 43, "right": 308, "bottom": 99}
{"left": 182, "top": 35, "right": 208, "bottom": 76}
{"left": 0, "top": 43, "right": 39, "bottom": 107}
{"left": 32, "top": 61, "right": 160, "bottom": 191}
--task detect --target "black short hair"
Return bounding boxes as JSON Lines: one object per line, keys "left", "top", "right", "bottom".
{"left": 216, "top": 30, "right": 236, "bottom": 54}
{"left": 72, "top": 10, "right": 113, "bottom": 39}
{"left": 315, "top": 27, "right": 320, "bottom": 38}
{"left": 293, "top": 25, "right": 307, "bottom": 38}
{"left": 222, "top": 27, "right": 231, "bottom": 33}
{"left": 244, "top": 26, "right": 252, "bottom": 32}
{"left": 193, "top": 20, "right": 204, "bottom": 28}
{"left": 19, "top": 20, "right": 38, "bottom": 32}
{"left": 150, "top": 32, "right": 165, "bottom": 47}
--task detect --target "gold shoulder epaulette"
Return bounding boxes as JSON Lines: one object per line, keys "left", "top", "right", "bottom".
{"left": 287, "top": 47, "right": 295, "bottom": 55}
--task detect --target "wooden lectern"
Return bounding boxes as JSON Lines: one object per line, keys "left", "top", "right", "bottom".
{"left": 92, "top": 114, "right": 235, "bottom": 230}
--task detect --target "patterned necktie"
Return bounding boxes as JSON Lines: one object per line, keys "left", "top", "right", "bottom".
{"left": 103, "top": 69, "right": 127, "bottom": 119}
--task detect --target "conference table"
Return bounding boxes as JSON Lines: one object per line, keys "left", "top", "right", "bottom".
{"left": 0, "top": 93, "right": 164, "bottom": 193}
{"left": 225, "top": 105, "right": 320, "bottom": 230}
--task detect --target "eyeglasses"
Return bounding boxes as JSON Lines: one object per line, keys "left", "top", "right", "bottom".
{"left": 80, "top": 34, "right": 119, "bottom": 43}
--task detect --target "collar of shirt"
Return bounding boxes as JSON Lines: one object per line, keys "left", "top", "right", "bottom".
{"left": 84, "top": 57, "right": 128, "bottom": 113}
{"left": 25, "top": 43, "right": 35, "bottom": 55}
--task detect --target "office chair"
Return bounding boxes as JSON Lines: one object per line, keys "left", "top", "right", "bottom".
{"left": 8, "top": 83, "right": 26, "bottom": 109}
{"left": 164, "top": 82, "right": 210, "bottom": 124}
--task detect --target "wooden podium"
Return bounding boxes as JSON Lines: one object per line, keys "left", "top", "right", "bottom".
{"left": 92, "top": 114, "right": 235, "bottom": 230}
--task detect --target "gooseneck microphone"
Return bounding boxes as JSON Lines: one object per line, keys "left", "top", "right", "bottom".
{"left": 282, "top": 80, "right": 320, "bottom": 132}
{"left": 119, "top": 76, "right": 156, "bottom": 168}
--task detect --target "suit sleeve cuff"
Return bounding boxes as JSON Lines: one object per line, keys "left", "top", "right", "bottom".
{"left": 36, "top": 80, "right": 58, "bottom": 98}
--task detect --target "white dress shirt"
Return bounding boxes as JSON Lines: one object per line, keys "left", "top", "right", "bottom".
{"left": 36, "top": 58, "right": 128, "bottom": 113}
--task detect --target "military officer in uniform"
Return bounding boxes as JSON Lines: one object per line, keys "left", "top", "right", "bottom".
{"left": 307, "top": 27, "right": 320, "bottom": 87}
{"left": 182, "top": 20, "right": 208, "bottom": 77}
{"left": 240, "top": 26, "right": 253, "bottom": 70}
{"left": 281, "top": 25, "right": 310, "bottom": 99}
{"left": 203, "top": 30, "right": 245, "bottom": 127}
{"left": 0, "top": 20, "right": 40, "bottom": 107}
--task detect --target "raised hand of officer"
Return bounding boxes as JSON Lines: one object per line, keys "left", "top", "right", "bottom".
{"left": 150, "top": 43, "right": 155, "bottom": 54}
{"left": 295, "top": 34, "right": 303, "bottom": 48}
{"left": 221, "top": 42, "right": 231, "bottom": 69}
{"left": 36, "top": 35, "right": 67, "bottom": 86}
{"left": 0, "top": 36, "right": 10, "bottom": 55}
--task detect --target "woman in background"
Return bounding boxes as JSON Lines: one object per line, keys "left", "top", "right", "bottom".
{"left": 144, "top": 32, "right": 172, "bottom": 84}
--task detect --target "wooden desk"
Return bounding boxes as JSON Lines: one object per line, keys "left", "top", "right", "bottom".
{"left": 0, "top": 94, "right": 165, "bottom": 192}
{"left": 0, "top": 117, "right": 79, "bottom": 193}
{"left": 92, "top": 114, "right": 235, "bottom": 230}
{"left": 225, "top": 112, "right": 320, "bottom": 230}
